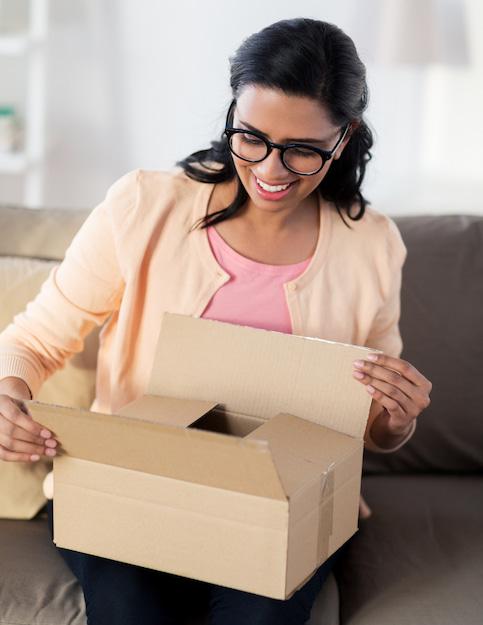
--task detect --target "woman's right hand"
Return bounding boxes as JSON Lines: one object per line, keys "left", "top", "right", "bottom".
{"left": 0, "top": 379, "right": 58, "bottom": 462}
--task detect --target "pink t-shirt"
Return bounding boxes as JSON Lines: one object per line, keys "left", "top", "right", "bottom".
{"left": 201, "top": 226, "right": 311, "bottom": 333}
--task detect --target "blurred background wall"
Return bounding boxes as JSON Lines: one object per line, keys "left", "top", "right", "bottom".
{"left": 0, "top": 0, "right": 481, "bottom": 215}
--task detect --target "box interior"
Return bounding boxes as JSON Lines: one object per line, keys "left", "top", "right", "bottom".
{"left": 188, "top": 407, "right": 265, "bottom": 438}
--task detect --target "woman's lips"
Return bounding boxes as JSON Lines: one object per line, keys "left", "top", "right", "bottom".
{"left": 252, "top": 174, "right": 297, "bottom": 201}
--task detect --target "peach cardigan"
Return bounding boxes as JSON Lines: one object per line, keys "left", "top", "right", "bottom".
{"left": 0, "top": 168, "right": 411, "bottom": 454}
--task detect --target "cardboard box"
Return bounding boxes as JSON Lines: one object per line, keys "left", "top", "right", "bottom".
{"left": 28, "top": 313, "right": 376, "bottom": 599}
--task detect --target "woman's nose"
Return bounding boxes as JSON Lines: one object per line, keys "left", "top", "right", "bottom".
{"left": 253, "top": 149, "right": 291, "bottom": 181}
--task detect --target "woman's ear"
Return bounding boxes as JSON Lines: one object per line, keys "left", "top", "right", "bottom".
{"left": 334, "top": 121, "right": 360, "bottom": 160}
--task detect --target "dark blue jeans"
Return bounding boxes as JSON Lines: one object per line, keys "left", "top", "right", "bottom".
{"left": 47, "top": 500, "right": 342, "bottom": 625}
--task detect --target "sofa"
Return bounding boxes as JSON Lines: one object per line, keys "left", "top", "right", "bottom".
{"left": 0, "top": 203, "right": 482, "bottom": 625}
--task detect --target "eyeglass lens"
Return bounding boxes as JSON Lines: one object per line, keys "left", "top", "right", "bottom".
{"left": 229, "top": 132, "right": 324, "bottom": 175}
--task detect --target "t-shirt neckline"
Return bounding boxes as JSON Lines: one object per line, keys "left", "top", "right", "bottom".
{"left": 207, "top": 225, "right": 312, "bottom": 276}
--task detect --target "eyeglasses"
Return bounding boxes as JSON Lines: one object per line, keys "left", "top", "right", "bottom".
{"left": 223, "top": 101, "right": 351, "bottom": 176}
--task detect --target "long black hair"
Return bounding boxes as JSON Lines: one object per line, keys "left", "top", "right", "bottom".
{"left": 177, "top": 18, "right": 373, "bottom": 229}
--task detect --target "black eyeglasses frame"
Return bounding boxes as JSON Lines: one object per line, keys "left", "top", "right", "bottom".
{"left": 223, "top": 100, "right": 351, "bottom": 177}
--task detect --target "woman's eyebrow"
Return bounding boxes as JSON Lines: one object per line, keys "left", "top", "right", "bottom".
{"left": 238, "top": 119, "right": 331, "bottom": 144}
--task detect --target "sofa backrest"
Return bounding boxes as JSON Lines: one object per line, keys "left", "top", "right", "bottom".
{"left": 0, "top": 205, "right": 90, "bottom": 260}
{"left": 364, "top": 214, "right": 483, "bottom": 474}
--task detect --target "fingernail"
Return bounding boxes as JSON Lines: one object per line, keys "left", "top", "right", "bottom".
{"left": 353, "top": 370, "right": 364, "bottom": 379}
{"left": 45, "top": 439, "right": 57, "bottom": 448}
{"left": 366, "top": 385, "right": 375, "bottom": 394}
{"left": 366, "top": 354, "right": 378, "bottom": 361}
{"left": 45, "top": 448, "right": 57, "bottom": 457}
{"left": 40, "top": 429, "right": 51, "bottom": 438}
{"left": 30, "top": 454, "right": 40, "bottom": 462}
{"left": 353, "top": 360, "right": 364, "bottom": 368}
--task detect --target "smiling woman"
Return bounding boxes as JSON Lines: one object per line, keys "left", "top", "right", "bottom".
{"left": 0, "top": 15, "right": 431, "bottom": 625}
{"left": 179, "top": 19, "right": 373, "bottom": 230}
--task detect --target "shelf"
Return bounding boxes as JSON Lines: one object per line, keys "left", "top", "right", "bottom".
{"left": 0, "top": 153, "right": 28, "bottom": 173}
{"left": 0, "top": 35, "right": 31, "bottom": 56}
{"left": 0, "top": 0, "right": 48, "bottom": 204}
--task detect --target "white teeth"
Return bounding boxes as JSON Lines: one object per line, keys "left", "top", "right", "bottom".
{"left": 256, "top": 177, "right": 291, "bottom": 193}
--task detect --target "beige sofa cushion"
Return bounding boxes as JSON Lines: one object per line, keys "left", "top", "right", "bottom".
{"left": 0, "top": 256, "right": 98, "bottom": 519}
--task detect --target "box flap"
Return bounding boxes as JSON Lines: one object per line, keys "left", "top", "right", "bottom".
{"left": 149, "top": 314, "right": 375, "bottom": 439}
{"left": 118, "top": 395, "right": 216, "bottom": 427}
{"left": 27, "top": 400, "right": 286, "bottom": 500}
{"left": 246, "top": 413, "right": 361, "bottom": 497}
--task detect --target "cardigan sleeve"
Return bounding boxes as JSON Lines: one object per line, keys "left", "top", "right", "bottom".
{"left": 364, "top": 217, "right": 407, "bottom": 359}
{"left": 363, "top": 217, "right": 417, "bottom": 453}
{"left": 0, "top": 170, "right": 138, "bottom": 398}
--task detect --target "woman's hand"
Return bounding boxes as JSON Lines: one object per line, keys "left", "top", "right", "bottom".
{"left": 352, "top": 353, "right": 432, "bottom": 448}
{"left": 0, "top": 378, "right": 58, "bottom": 462}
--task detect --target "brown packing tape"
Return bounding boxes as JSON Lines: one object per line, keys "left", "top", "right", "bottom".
{"left": 283, "top": 469, "right": 334, "bottom": 599}
{"left": 285, "top": 464, "right": 333, "bottom": 598}
{"left": 316, "top": 464, "right": 335, "bottom": 564}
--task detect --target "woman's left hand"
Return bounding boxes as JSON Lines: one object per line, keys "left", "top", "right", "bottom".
{"left": 352, "top": 353, "right": 432, "bottom": 437}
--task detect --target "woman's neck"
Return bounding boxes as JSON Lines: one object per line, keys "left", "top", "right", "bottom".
{"left": 206, "top": 180, "right": 320, "bottom": 265}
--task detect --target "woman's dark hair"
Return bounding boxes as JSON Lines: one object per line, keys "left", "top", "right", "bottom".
{"left": 177, "top": 18, "right": 373, "bottom": 229}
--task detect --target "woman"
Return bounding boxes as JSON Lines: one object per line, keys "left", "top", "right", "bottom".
{"left": 0, "top": 17, "right": 431, "bottom": 625}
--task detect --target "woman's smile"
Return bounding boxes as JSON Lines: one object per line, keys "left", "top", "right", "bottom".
{"left": 252, "top": 172, "right": 298, "bottom": 201}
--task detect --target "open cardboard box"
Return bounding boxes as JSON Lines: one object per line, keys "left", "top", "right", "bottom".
{"left": 28, "top": 313, "right": 376, "bottom": 599}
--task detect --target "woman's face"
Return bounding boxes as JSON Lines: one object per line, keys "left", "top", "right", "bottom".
{"left": 230, "top": 85, "right": 351, "bottom": 215}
